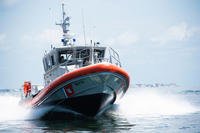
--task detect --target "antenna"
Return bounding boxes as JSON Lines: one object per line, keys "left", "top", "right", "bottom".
{"left": 62, "top": 3, "right": 65, "bottom": 22}
{"left": 81, "top": 9, "right": 87, "bottom": 46}
{"left": 56, "top": 3, "right": 71, "bottom": 46}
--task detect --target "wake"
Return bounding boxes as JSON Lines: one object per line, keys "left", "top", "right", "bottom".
{"left": 0, "top": 87, "right": 199, "bottom": 121}
{"left": 118, "top": 87, "right": 199, "bottom": 117}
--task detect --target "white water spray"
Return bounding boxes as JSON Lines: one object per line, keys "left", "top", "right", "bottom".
{"left": 0, "top": 95, "right": 30, "bottom": 121}
{"left": 118, "top": 88, "right": 199, "bottom": 117}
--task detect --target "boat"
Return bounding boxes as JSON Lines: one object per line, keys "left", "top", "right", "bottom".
{"left": 19, "top": 4, "right": 130, "bottom": 118}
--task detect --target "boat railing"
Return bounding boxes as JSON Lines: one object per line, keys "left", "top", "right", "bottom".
{"left": 108, "top": 47, "right": 121, "bottom": 67}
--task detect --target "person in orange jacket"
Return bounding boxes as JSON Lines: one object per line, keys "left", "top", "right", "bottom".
{"left": 23, "top": 81, "right": 31, "bottom": 97}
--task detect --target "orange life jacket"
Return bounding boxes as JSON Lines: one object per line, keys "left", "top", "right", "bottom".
{"left": 23, "top": 81, "right": 31, "bottom": 96}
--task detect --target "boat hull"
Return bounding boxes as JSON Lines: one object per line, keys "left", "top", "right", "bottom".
{"left": 39, "top": 93, "right": 114, "bottom": 119}
{"left": 21, "top": 63, "right": 129, "bottom": 117}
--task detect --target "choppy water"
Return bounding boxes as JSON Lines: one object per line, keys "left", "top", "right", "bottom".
{"left": 0, "top": 87, "right": 200, "bottom": 132}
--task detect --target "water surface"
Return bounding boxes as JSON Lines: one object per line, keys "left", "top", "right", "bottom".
{"left": 0, "top": 87, "right": 199, "bottom": 132}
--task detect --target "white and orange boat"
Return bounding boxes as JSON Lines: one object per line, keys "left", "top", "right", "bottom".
{"left": 20, "top": 4, "right": 130, "bottom": 118}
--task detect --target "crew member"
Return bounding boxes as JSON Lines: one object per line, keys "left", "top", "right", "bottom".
{"left": 23, "top": 81, "right": 31, "bottom": 97}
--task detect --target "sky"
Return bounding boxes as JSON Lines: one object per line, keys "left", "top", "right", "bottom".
{"left": 0, "top": 0, "right": 200, "bottom": 89}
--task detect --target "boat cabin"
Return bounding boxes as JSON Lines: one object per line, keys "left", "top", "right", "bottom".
{"left": 43, "top": 46, "right": 107, "bottom": 85}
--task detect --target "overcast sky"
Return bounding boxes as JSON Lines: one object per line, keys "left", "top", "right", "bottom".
{"left": 0, "top": 0, "right": 200, "bottom": 89}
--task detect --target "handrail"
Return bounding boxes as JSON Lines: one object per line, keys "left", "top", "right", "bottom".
{"left": 108, "top": 47, "right": 121, "bottom": 67}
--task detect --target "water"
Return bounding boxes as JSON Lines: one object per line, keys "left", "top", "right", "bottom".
{"left": 0, "top": 87, "right": 200, "bottom": 132}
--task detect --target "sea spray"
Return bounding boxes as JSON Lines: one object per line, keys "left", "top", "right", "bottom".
{"left": 0, "top": 95, "right": 30, "bottom": 121}
{"left": 118, "top": 87, "right": 199, "bottom": 117}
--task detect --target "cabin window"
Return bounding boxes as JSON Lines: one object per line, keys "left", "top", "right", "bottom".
{"left": 94, "top": 49, "right": 105, "bottom": 58}
{"left": 66, "top": 53, "right": 73, "bottom": 60}
{"left": 43, "top": 59, "right": 47, "bottom": 71}
{"left": 47, "top": 58, "right": 51, "bottom": 68}
{"left": 44, "top": 58, "right": 49, "bottom": 70}
{"left": 76, "top": 49, "right": 90, "bottom": 66}
{"left": 59, "top": 50, "right": 73, "bottom": 63}
{"left": 76, "top": 49, "right": 90, "bottom": 58}
{"left": 93, "top": 49, "right": 105, "bottom": 63}
{"left": 59, "top": 53, "right": 67, "bottom": 63}
{"left": 51, "top": 55, "right": 55, "bottom": 66}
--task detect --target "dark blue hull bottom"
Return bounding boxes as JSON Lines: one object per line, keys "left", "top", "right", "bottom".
{"left": 36, "top": 93, "right": 115, "bottom": 119}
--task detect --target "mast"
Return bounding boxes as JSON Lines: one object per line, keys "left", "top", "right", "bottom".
{"left": 56, "top": 3, "right": 71, "bottom": 46}
{"left": 81, "top": 9, "right": 87, "bottom": 46}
